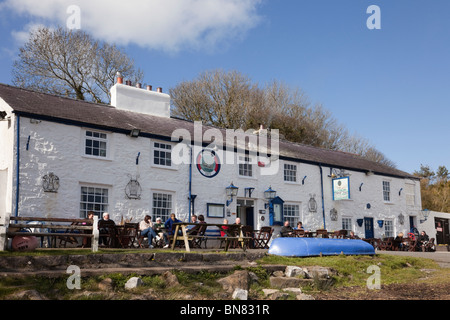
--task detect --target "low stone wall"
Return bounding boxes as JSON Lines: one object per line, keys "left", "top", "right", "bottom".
{"left": 0, "top": 251, "right": 269, "bottom": 275}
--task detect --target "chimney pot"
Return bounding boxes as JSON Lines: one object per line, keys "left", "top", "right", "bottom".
{"left": 116, "top": 72, "right": 123, "bottom": 84}
{"left": 136, "top": 83, "right": 142, "bottom": 89}
{"left": 147, "top": 85, "right": 153, "bottom": 91}
{"left": 157, "top": 87, "right": 163, "bottom": 93}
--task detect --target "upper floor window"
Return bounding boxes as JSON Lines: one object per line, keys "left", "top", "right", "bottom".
{"left": 382, "top": 181, "right": 391, "bottom": 202}
{"left": 238, "top": 156, "right": 253, "bottom": 177}
{"left": 153, "top": 142, "right": 172, "bottom": 167}
{"left": 284, "top": 163, "right": 297, "bottom": 182}
{"left": 85, "top": 130, "right": 107, "bottom": 158}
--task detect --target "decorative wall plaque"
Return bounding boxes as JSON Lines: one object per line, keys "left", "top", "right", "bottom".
{"left": 330, "top": 208, "right": 338, "bottom": 221}
{"left": 42, "top": 172, "right": 59, "bottom": 193}
{"left": 308, "top": 194, "right": 317, "bottom": 213}
{"left": 125, "top": 175, "right": 142, "bottom": 199}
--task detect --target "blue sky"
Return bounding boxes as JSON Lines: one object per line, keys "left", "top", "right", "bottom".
{"left": 0, "top": 0, "right": 449, "bottom": 175}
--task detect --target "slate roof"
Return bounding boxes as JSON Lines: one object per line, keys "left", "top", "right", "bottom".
{"left": 0, "top": 83, "right": 416, "bottom": 179}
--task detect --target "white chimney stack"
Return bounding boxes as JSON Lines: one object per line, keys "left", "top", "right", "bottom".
{"left": 110, "top": 78, "right": 171, "bottom": 118}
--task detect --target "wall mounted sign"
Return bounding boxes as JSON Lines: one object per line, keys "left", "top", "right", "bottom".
{"left": 332, "top": 177, "right": 350, "bottom": 201}
{"left": 42, "top": 172, "right": 59, "bottom": 193}
{"left": 196, "top": 149, "right": 221, "bottom": 178}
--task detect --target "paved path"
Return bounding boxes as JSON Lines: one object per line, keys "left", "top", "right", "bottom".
{"left": 376, "top": 250, "right": 450, "bottom": 268}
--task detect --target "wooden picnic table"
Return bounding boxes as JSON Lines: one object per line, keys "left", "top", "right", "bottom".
{"left": 171, "top": 223, "right": 252, "bottom": 252}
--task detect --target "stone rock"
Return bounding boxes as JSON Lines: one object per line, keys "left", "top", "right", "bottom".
{"left": 269, "top": 291, "right": 290, "bottom": 300}
{"left": 262, "top": 289, "right": 279, "bottom": 297}
{"left": 272, "top": 270, "right": 285, "bottom": 277}
{"left": 296, "top": 293, "right": 315, "bottom": 300}
{"left": 217, "top": 270, "right": 250, "bottom": 294}
{"left": 248, "top": 271, "right": 260, "bottom": 283}
{"left": 269, "top": 276, "right": 313, "bottom": 289}
{"left": 232, "top": 288, "right": 248, "bottom": 300}
{"left": 98, "top": 278, "right": 115, "bottom": 291}
{"left": 283, "top": 287, "right": 302, "bottom": 295}
{"left": 285, "top": 266, "right": 306, "bottom": 278}
{"left": 10, "top": 289, "right": 48, "bottom": 300}
{"left": 161, "top": 271, "right": 179, "bottom": 287}
{"left": 125, "top": 277, "right": 143, "bottom": 290}
{"left": 303, "top": 266, "right": 335, "bottom": 279}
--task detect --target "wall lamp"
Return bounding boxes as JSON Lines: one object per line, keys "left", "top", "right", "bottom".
{"left": 359, "top": 183, "right": 364, "bottom": 191}
{"left": 398, "top": 188, "right": 403, "bottom": 196}
{"left": 226, "top": 182, "right": 239, "bottom": 206}
{"left": 129, "top": 128, "right": 141, "bottom": 138}
{"left": 420, "top": 209, "right": 430, "bottom": 223}
{"left": 264, "top": 186, "right": 276, "bottom": 209}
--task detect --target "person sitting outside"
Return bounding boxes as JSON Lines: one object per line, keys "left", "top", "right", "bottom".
{"left": 220, "top": 219, "right": 229, "bottom": 237}
{"left": 187, "top": 214, "right": 207, "bottom": 236}
{"left": 393, "top": 232, "right": 404, "bottom": 250}
{"left": 349, "top": 231, "right": 360, "bottom": 239}
{"left": 139, "top": 215, "right": 158, "bottom": 248}
{"left": 98, "top": 212, "right": 116, "bottom": 247}
{"left": 165, "top": 213, "right": 182, "bottom": 247}
{"left": 417, "top": 231, "right": 430, "bottom": 251}
{"left": 153, "top": 217, "right": 169, "bottom": 248}
{"left": 295, "top": 221, "right": 305, "bottom": 230}
{"left": 280, "top": 220, "right": 294, "bottom": 237}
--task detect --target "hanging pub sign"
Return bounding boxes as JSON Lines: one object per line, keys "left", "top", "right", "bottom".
{"left": 332, "top": 176, "right": 350, "bottom": 201}
{"left": 196, "top": 149, "right": 221, "bottom": 178}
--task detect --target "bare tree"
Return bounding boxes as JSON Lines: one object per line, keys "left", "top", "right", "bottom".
{"left": 170, "top": 69, "right": 397, "bottom": 168}
{"left": 12, "top": 26, "right": 143, "bottom": 104}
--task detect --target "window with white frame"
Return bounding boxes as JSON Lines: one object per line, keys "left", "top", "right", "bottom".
{"left": 238, "top": 156, "right": 253, "bottom": 177}
{"left": 283, "top": 204, "right": 300, "bottom": 227}
{"left": 80, "top": 186, "right": 109, "bottom": 218}
{"left": 384, "top": 220, "right": 394, "bottom": 237}
{"left": 153, "top": 142, "right": 172, "bottom": 167}
{"left": 152, "top": 192, "right": 173, "bottom": 222}
{"left": 85, "top": 130, "right": 107, "bottom": 158}
{"left": 342, "top": 217, "right": 352, "bottom": 233}
{"left": 382, "top": 181, "right": 391, "bottom": 202}
{"left": 284, "top": 163, "right": 297, "bottom": 182}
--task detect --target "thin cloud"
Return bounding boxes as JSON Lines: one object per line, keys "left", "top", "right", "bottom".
{"left": 1, "top": 0, "right": 263, "bottom": 52}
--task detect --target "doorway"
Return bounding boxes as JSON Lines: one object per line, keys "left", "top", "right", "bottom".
{"left": 237, "top": 199, "right": 255, "bottom": 228}
{"left": 364, "top": 217, "right": 374, "bottom": 239}
{"left": 435, "top": 218, "right": 450, "bottom": 245}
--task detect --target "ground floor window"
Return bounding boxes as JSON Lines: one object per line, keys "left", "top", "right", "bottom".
{"left": 283, "top": 204, "right": 300, "bottom": 227}
{"left": 152, "top": 192, "right": 173, "bottom": 222}
{"left": 80, "top": 186, "right": 109, "bottom": 218}
{"left": 384, "top": 220, "right": 394, "bottom": 237}
{"left": 342, "top": 217, "right": 352, "bottom": 234}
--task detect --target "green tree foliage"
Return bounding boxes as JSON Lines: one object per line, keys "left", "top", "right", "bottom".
{"left": 414, "top": 164, "right": 450, "bottom": 212}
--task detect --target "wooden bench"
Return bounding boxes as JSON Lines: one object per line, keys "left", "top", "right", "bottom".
{"left": 2, "top": 216, "right": 100, "bottom": 252}
{"left": 171, "top": 223, "right": 253, "bottom": 252}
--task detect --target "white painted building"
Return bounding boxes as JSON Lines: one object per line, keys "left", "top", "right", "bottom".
{"left": 0, "top": 80, "right": 427, "bottom": 247}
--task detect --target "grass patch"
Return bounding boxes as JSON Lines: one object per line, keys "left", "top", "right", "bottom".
{"left": 259, "top": 254, "right": 440, "bottom": 288}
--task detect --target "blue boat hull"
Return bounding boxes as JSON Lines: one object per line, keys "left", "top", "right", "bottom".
{"left": 268, "top": 237, "right": 375, "bottom": 257}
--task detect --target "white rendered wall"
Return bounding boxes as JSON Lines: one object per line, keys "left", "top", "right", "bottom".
{"left": 110, "top": 83, "right": 171, "bottom": 118}
{"left": 7, "top": 115, "right": 422, "bottom": 239}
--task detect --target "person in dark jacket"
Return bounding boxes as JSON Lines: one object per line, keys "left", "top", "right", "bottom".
{"left": 187, "top": 214, "right": 207, "bottom": 236}
{"left": 280, "top": 220, "right": 294, "bottom": 237}
{"left": 164, "top": 213, "right": 181, "bottom": 236}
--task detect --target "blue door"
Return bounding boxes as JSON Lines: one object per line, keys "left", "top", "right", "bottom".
{"left": 364, "top": 217, "right": 374, "bottom": 239}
